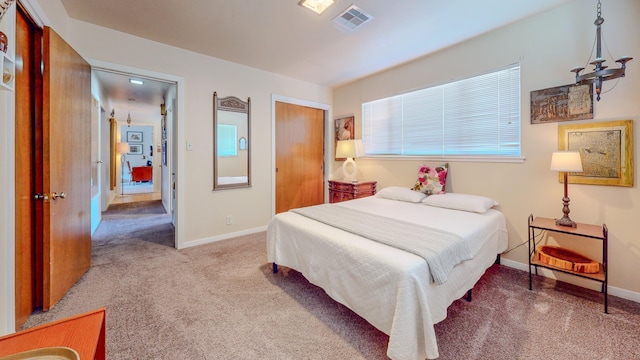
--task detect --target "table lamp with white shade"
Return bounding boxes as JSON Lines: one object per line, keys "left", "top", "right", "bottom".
{"left": 336, "top": 139, "right": 363, "bottom": 182}
{"left": 116, "top": 142, "right": 130, "bottom": 197}
{"left": 550, "top": 151, "right": 583, "bottom": 227}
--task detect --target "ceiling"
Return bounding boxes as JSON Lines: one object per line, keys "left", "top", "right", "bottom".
{"left": 93, "top": 70, "right": 173, "bottom": 116}
{"left": 60, "top": 0, "right": 574, "bottom": 113}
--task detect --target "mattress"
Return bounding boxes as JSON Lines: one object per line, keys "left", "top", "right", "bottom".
{"left": 267, "top": 196, "right": 508, "bottom": 360}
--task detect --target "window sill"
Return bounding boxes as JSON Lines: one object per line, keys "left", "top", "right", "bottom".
{"left": 359, "top": 155, "right": 526, "bottom": 164}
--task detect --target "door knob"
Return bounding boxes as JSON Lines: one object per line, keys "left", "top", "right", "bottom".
{"left": 96, "top": 160, "right": 103, "bottom": 164}
{"left": 34, "top": 194, "right": 47, "bottom": 200}
{"left": 51, "top": 192, "right": 66, "bottom": 200}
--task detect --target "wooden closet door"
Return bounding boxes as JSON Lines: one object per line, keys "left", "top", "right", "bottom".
{"left": 275, "top": 102, "right": 325, "bottom": 213}
{"left": 42, "top": 26, "right": 92, "bottom": 310}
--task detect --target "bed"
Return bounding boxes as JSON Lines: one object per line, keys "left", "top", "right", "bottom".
{"left": 267, "top": 188, "right": 508, "bottom": 360}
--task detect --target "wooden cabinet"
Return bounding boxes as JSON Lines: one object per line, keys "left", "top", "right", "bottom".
{"left": 132, "top": 166, "right": 153, "bottom": 183}
{"left": 0, "top": 308, "right": 106, "bottom": 359}
{"left": 329, "top": 180, "right": 376, "bottom": 203}
{"left": 527, "top": 215, "right": 608, "bottom": 313}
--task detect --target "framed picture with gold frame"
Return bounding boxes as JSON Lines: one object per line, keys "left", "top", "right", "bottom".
{"left": 558, "top": 119, "right": 633, "bottom": 186}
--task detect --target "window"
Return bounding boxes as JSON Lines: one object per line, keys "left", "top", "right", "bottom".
{"left": 362, "top": 64, "right": 521, "bottom": 159}
{"left": 217, "top": 124, "right": 237, "bottom": 157}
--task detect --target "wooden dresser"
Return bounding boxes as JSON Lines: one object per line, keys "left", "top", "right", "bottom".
{"left": 329, "top": 180, "right": 377, "bottom": 203}
{"left": 0, "top": 308, "right": 106, "bottom": 359}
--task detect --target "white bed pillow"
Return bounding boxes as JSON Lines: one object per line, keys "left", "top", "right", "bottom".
{"left": 422, "top": 193, "right": 498, "bottom": 213}
{"left": 376, "top": 186, "right": 427, "bottom": 203}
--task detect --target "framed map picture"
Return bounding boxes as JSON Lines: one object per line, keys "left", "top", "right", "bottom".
{"left": 558, "top": 119, "right": 633, "bottom": 186}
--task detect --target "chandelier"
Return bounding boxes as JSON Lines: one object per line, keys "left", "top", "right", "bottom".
{"left": 127, "top": 112, "right": 132, "bottom": 127}
{"left": 570, "top": 0, "right": 632, "bottom": 101}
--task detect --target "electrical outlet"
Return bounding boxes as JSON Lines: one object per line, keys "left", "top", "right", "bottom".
{"left": 226, "top": 215, "right": 232, "bottom": 225}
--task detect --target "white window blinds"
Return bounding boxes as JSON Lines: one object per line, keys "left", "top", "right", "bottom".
{"left": 362, "top": 64, "right": 521, "bottom": 157}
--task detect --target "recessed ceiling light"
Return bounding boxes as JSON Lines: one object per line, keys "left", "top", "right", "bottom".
{"left": 299, "top": 0, "right": 334, "bottom": 15}
{"left": 129, "top": 79, "right": 143, "bottom": 85}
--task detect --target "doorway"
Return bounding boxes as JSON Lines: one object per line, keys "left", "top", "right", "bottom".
{"left": 91, "top": 67, "right": 177, "bottom": 245}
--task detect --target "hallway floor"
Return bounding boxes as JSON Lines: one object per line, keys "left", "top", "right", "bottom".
{"left": 110, "top": 192, "right": 161, "bottom": 205}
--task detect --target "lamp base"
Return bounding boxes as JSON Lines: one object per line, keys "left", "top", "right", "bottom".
{"left": 556, "top": 193, "right": 577, "bottom": 228}
{"left": 342, "top": 157, "right": 358, "bottom": 182}
{"left": 555, "top": 215, "right": 577, "bottom": 228}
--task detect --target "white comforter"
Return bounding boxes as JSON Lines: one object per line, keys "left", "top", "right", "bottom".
{"left": 267, "top": 197, "right": 508, "bottom": 360}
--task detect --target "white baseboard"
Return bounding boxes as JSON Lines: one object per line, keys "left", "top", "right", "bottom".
{"left": 180, "top": 226, "right": 268, "bottom": 249}
{"left": 500, "top": 258, "right": 640, "bottom": 304}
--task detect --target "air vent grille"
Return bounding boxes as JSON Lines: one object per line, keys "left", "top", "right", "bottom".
{"left": 333, "top": 5, "right": 373, "bottom": 32}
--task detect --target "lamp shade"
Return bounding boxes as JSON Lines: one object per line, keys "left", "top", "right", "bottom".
{"left": 336, "top": 139, "right": 363, "bottom": 159}
{"left": 550, "top": 151, "right": 583, "bottom": 172}
{"left": 116, "top": 142, "right": 130, "bottom": 154}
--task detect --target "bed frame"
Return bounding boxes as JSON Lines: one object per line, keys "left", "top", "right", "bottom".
{"left": 272, "top": 253, "right": 502, "bottom": 303}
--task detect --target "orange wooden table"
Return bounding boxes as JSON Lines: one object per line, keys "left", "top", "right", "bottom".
{"left": 0, "top": 308, "right": 106, "bottom": 359}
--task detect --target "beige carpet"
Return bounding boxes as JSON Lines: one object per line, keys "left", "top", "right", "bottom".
{"left": 22, "top": 202, "right": 640, "bottom": 359}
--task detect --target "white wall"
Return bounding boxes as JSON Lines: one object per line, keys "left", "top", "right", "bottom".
{"left": 62, "top": 23, "right": 332, "bottom": 244}
{"left": 0, "top": 0, "right": 332, "bottom": 334}
{"left": 333, "top": 0, "right": 640, "bottom": 299}
{"left": 36, "top": 3, "right": 332, "bottom": 243}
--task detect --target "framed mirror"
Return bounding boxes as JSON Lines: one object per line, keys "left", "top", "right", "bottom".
{"left": 213, "top": 91, "right": 251, "bottom": 190}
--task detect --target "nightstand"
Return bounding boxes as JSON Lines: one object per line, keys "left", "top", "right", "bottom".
{"left": 328, "top": 180, "right": 377, "bottom": 203}
{"left": 527, "top": 214, "right": 608, "bottom": 313}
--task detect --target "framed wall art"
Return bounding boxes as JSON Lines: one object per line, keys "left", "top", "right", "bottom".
{"left": 334, "top": 115, "right": 354, "bottom": 160}
{"left": 558, "top": 119, "right": 633, "bottom": 186}
{"left": 127, "top": 131, "right": 143, "bottom": 143}
{"left": 531, "top": 84, "right": 593, "bottom": 124}
{"left": 128, "top": 144, "right": 143, "bottom": 155}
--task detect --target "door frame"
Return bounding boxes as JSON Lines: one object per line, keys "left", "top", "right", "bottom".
{"left": 88, "top": 59, "right": 185, "bottom": 249}
{"left": 271, "top": 94, "right": 332, "bottom": 216}
{"left": 90, "top": 96, "right": 102, "bottom": 235}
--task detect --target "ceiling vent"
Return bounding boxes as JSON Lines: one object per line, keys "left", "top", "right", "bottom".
{"left": 333, "top": 5, "right": 373, "bottom": 32}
